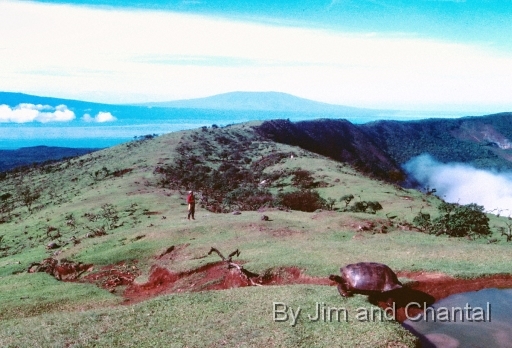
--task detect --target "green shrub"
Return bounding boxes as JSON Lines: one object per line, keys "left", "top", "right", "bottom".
{"left": 412, "top": 211, "right": 432, "bottom": 232}
{"left": 223, "top": 185, "right": 274, "bottom": 211}
{"left": 278, "top": 190, "right": 326, "bottom": 212}
{"left": 413, "top": 202, "right": 491, "bottom": 238}
{"left": 291, "top": 169, "right": 315, "bottom": 189}
{"left": 349, "top": 201, "right": 382, "bottom": 214}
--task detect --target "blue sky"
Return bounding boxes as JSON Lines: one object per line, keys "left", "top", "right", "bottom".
{"left": 27, "top": 0, "right": 512, "bottom": 48}
{"left": 1, "top": 0, "right": 512, "bottom": 112}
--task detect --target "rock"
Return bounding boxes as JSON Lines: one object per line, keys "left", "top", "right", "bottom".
{"left": 261, "top": 215, "right": 269, "bottom": 221}
{"left": 46, "top": 241, "right": 60, "bottom": 250}
{"left": 232, "top": 211, "right": 242, "bottom": 215}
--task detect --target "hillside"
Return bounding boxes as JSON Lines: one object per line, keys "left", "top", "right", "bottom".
{"left": 3, "top": 111, "right": 512, "bottom": 177}
{"left": 256, "top": 113, "right": 512, "bottom": 184}
{"left": 257, "top": 119, "right": 404, "bottom": 182}
{"left": 0, "top": 122, "right": 511, "bottom": 346}
{"left": 361, "top": 112, "right": 512, "bottom": 171}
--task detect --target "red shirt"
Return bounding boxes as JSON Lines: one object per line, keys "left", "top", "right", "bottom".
{"left": 187, "top": 193, "right": 195, "bottom": 204}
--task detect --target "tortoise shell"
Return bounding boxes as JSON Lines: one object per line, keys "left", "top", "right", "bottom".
{"left": 329, "top": 262, "right": 402, "bottom": 297}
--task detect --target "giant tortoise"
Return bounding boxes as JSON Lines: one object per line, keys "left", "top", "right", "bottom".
{"left": 329, "top": 262, "right": 402, "bottom": 297}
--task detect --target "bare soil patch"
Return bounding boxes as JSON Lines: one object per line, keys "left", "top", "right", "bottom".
{"left": 123, "top": 262, "right": 331, "bottom": 304}
{"left": 270, "top": 228, "right": 302, "bottom": 237}
{"left": 80, "top": 261, "right": 140, "bottom": 293}
{"left": 30, "top": 255, "right": 512, "bottom": 321}
{"left": 28, "top": 258, "right": 93, "bottom": 281}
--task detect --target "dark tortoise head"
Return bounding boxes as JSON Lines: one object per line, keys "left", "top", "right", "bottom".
{"left": 329, "top": 274, "right": 342, "bottom": 282}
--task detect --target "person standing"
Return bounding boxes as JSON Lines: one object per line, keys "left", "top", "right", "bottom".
{"left": 187, "top": 191, "right": 195, "bottom": 220}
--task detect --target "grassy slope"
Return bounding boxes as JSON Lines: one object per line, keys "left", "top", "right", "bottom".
{"left": 0, "top": 123, "right": 511, "bottom": 347}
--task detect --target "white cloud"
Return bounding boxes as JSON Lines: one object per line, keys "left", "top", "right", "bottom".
{"left": 0, "top": 104, "right": 75, "bottom": 123}
{"left": 82, "top": 111, "right": 117, "bottom": 123}
{"left": 0, "top": 1, "right": 511, "bottom": 111}
{"left": 404, "top": 154, "right": 512, "bottom": 213}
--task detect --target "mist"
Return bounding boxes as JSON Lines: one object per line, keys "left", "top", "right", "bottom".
{"left": 404, "top": 154, "right": 512, "bottom": 214}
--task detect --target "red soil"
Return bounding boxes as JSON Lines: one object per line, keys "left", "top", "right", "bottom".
{"left": 123, "top": 262, "right": 331, "bottom": 304}
{"left": 63, "top": 256, "right": 512, "bottom": 322}
{"left": 80, "top": 261, "right": 140, "bottom": 293}
{"left": 121, "top": 264, "right": 512, "bottom": 324}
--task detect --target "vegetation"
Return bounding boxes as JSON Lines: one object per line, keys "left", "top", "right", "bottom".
{"left": 361, "top": 113, "right": 512, "bottom": 171}
{"left": 257, "top": 119, "right": 404, "bottom": 182}
{"left": 340, "top": 194, "right": 355, "bottom": 208}
{"left": 0, "top": 121, "right": 511, "bottom": 347}
{"left": 349, "top": 200, "right": 383, "bottom": 214}
{"left": 413, "top": 202, "right": 491, "bottom": 238}
{"left": 258, "top": 114, "right": 512, "bottom": 184}
{"left": 277, "top": 189, "right": 326, "bottom": 212}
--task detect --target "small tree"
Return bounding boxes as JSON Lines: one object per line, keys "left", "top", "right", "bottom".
{"left": 101, "top": 203, "right": 119, "bottom": 230}
{"left": 340, "top": 194, "right": 354, "bottom": 208}
{"left": 498, "top": 217, "right": 512, "bottom": 242}
{"left": 326, "top": 197, "right": 337, "bottom": 211}
{"left": 18, "top": 186, "right": 41, "bottom": 213}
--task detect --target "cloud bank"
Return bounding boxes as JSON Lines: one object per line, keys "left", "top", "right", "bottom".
{"left": 1, "top": 0, "right": 512, "bottom": 111}
{"left": 0, "top": 104, "right": 75, "bottom": 123}
{"left": 404, "top": 154, "right": 512, "bottom": 213}
{"left": 82, "top": 111, "right": 117, "bottom": 123}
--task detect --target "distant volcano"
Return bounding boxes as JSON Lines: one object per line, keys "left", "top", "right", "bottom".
{"left": 138, "top": 91, "right": 385, "bottom": 116}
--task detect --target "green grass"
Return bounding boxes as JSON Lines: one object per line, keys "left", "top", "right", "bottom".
{"left": 0, "top": 285, "right": 416, "bottom": 348}
{"left": 0, "top": 124, "right": 511, "bottom": 347}
{"left": 0, "top": 272, "right": 119, "bottom": 321}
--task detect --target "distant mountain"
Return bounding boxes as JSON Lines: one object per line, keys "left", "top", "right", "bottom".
{"left": 1, "top": 91, "right": 380, "bottom": 116}
{"left": 0, "top": 91, "right": 387, "bottom": 125}
{"left": 139, "top": 91, "right": 385, "bottom": 117}
{"left": 0, "top": 92, "right": 113, "bottom": 110}
{"left": 0, "top": 146, "right": 99, "bottom": 172}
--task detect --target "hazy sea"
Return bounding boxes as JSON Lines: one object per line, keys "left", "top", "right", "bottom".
{"left": 0, "top": 108, "right": 470, "bottom": 149}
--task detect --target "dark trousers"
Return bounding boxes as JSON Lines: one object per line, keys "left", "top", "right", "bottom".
{"left": 188, "top": 203, "right": 195, "bottom": 219}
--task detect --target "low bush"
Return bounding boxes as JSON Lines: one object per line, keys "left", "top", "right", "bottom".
{"left": 223, "top": 185, "right": 274, "bottom": 211}
{"left": 278, "top": 190, "right": 326, "bottom": 212}
{"left": 349, "top": 201, "right": 383, "bottom": 214}
{"left": 413, "top": 202, "right": 491, "bottom": 238}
